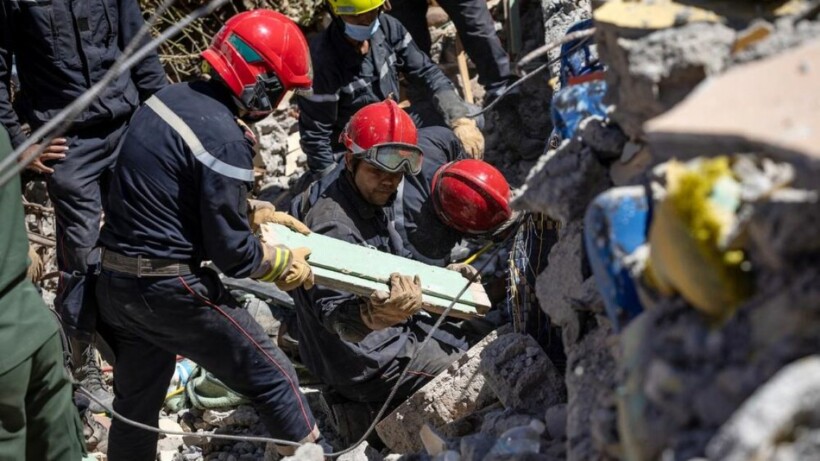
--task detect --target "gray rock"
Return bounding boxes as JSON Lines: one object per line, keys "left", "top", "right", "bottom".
{"left": 544, "top": 404, "right": 567, "bottom": 440}
{"left": 376, "top": 328, "right": 507, "bottom": 453}
{"left": 596, "top": 21, "right": 735, "bottom": 138}
{"left": 281, "top": 443, "right": 324, "bottom": 461}
{"left": 479, "top": 333, "right": 566, "bottom": 412}
{"left": 566, "top": 325, "right": 616, "bottom": 461}
{"left": 707, "top": 356, "right": 820, "bottom": 461}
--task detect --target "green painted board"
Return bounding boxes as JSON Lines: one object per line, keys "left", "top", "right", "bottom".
{"left": 261, "top": 223, "right": 490, "bottom": 318}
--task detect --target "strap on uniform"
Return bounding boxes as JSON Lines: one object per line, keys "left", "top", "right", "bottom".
{"left": 144, "top": 96, "right": 255, "bottom": 182}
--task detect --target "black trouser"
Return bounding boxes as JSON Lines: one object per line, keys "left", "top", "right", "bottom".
{"left": 48, "top": 121, "right": 127, "bottom": 278}
{"left": 96, "top": 268, "right": 317, "bottom": 461}
{"left": 0, "top": 333, "right": 85, "bottom": 460}
{"left": 388, "top": 0, "right": 512, "bottom": 92}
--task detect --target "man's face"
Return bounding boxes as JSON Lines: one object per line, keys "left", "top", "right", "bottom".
{"left": 349, "top": 156, "right": 403, "bottom": 206}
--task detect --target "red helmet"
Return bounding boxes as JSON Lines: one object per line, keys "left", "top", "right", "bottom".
{"left": 431, "top": 160, "right": 512, "bottom": 234}
{"left": 202, "top": 10, "right": 312, "bottom": 118}
{"left": 340, "top": 100, "right": 424, "bottom": 175}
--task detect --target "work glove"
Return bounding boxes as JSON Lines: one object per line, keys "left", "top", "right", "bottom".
{"left": 451, "top": 118, "right": 484, "bottom": 160}
{"left": 276, "top": 247, "right": 315, "bottom": 292}
{"left": 361, "top": 273, "right": 423, "bottom": 331}
{"left": 251, "top": 244, "right": 314, "bottom": 291}
{"left": 446, "top": 262, "right": 480, "bottom": 282}
{"left": 247, "top": 199, "right": 310, "bottom": 235}
{"left": 27, "top": 244, "right": 44, "bottom": 282}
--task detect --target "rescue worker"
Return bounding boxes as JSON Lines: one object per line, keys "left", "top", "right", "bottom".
{"left": 94, "top": 11, "right": 324, "bottom": 459}
{"left": 291, "top": 100, "right": 496, "bottom": 408}
{"left": 292, "top": 125, "right": 513, "bottom": 267}
{"left": 0, "top": 125, "right": 85, "bottom": 459}
{"left": 297, "top": 0, "right": 485, "bottom": 177}
{"left": 387, "top": 0, "right": 517, "bottom": 105}
{"left": 0, "top": 0, "right": 168, "bottom": 409}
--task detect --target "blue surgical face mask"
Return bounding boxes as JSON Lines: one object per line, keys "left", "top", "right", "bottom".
{"left": 344, "top": 17, "right": 380, "bottom": 42}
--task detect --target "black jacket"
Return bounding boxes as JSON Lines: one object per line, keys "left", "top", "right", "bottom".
{"left": 296, "top": 13, "right": 467, "bottom": 172}
{"left": 0, "top": 0, "right": 167, "bottom": 147}
{"left": 99, "top": 81, "right": 263, "bottom": 278}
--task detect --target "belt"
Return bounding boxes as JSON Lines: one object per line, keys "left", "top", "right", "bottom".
{"left": 101, "top": 250, "right": 197, "bottom": 278}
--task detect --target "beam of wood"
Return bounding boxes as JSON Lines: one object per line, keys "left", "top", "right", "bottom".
{"left": 28, "top": 231, "right": 56, "bottom": 247}
{"left": 455, "top": 37, "right": 474, "bottom": 104}
{"left": 260, "top": 223, "right": 490, "bottom": 318}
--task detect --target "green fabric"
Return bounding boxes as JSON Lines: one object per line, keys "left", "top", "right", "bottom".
{"left": 0, "top": 333, "right": 85, "bottom": 460}
{"left": 185, "top": 366, "right": 250, "bottom": 410}
{"left": 0, "top": 126, "right": 59, "bottom": 375}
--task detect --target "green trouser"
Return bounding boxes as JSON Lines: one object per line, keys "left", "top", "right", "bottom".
{"left": 0, "top": 333, "right": 85, "bottom": 461}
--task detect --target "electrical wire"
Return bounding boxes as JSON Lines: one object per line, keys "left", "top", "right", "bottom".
{"left": 326, "top": 217, "right": 523, "bottom": 457}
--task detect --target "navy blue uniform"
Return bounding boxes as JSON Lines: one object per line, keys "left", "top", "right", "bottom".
{"left": 292, "top": 126, "right": 466, "bottom": 266}
{"left": 388, "top": 0, "right": 513, "bottom": 99}
{"left": 96, "top": 81, "right": 318, "bottom": 459}
{"left": 0, "top": 0, "right": 167, "bottom": 336}
{"left": 292, "top": 172, "right": 470, "bottom": 403}
{"left": 297, "top": 14, "right": 469, "bottom": 173}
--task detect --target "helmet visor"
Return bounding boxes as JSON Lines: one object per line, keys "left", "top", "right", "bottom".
{"left": 361, "top": 143, "right": 423, "bottom": 175}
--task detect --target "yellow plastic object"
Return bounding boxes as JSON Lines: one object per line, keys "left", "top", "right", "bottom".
{"left": 594, "top": 0, "right": 807, "bottom": 30}
{"left": 593, "top": 0, "right": 722, "bottom": 29}
{"left": 327, "top": 0, "right": 384, "bottom": 15}
{"left": 645, "top": 158, "right": 751, "bottom": 320}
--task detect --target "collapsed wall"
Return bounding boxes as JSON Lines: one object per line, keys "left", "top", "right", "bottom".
{"left": 505, "top": 2, "right": 820, "bottom": 461}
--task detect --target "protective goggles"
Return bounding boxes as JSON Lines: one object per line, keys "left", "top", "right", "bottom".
{"left": 354, "top": 142, "right": 424, "bottom": 175}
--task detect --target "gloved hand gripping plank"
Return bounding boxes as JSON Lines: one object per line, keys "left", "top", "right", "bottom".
{"left": 260, "top": 223, "right": 491, "bottom": 318}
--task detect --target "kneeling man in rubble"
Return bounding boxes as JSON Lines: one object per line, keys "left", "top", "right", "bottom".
{"left": 291, "top": 100, "right": 513, "bottom": 407}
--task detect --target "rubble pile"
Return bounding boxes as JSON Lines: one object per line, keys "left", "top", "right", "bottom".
{"left": 506, "top": 2, "right": 820, "bottom": 461}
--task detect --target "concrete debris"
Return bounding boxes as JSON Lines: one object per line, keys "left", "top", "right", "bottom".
{"left": 706, "top": 356, "right": 820, "bottom": 461}
{"left": 596, "top": 21, "right": 735, "bottom": 139}
{"left": 478, "top": 332, "right": 566, "bottom": 413}
{"left": 544, "top": 404, "right": 567, "bottom": 440}
{"left": 281, "top": 443, "right": 325, "bottom": 461}
{"left": 646, "top": 38, "right": 820, "bottom": 168}
{"left": 510, "top": 138, "right": 611, "bottom": 224}
{"left": 202, "top": 406, "right": 259, "bottom": 428}
{"left": 540, "top": 0, "right": 592, "bottom": 78}
{"left": 565, "top": 324, "right": 617, "bottom": 461}
{"left": 532, "top": 221, "right": 586, "bottom": 346}
{"left": 377, "top": 328, "right": 506, "bottom": 453}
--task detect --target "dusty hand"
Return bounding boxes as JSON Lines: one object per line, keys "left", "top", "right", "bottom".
{"left": 248, "top": 199, "right": 310, "bottom": 235}
{"left": 19, "top": 138, "right": 68, "bottom": 174}
{"left": 451, "top": 118, "right": 484, "bottom": 159}
{"left": 27, "top": 244, "right": 44, "bottom": 282}
{"left": 361, "top": 273, "right": 423, "bottom": 330}
{"left": 446, "top": 262, "right": 480, "bottom": 282}
{"left": 275, "top": 247, "right": 314, "bottom": 291}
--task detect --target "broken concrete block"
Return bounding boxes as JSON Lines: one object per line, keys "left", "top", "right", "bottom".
{"left": 596, "top": 21, "right": 734, "bottom": 139}
{"left": 479, "top": 333, "right": 566, "bottom": 412}
{"left": 566, "top": 324, "right": 616, "bottom": 461}
{"left": 202, "top": 406, "right": 259, "bottom": 428}
{"left": 376, "top": 328, "right": 507, "bottom": 453}
{"left": 510, "top": 138, "right": 610, "bottom": 224}
{"left": 645, "top": 39, "right": 820, "bottom": 167}
{"left": 534, "top": 221, "right": 587, "bottom": 346}
{"left": 282, "top": 443, "right": 325, "bottom": 461}
{"left": 336, "top": 442, "right": 384, "bottom": 461}
{"left": 706, "top": 356, "right": 820, "bottom": 460}
{"left": 420, "top": 424, "right": 448, "bottom": 457}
